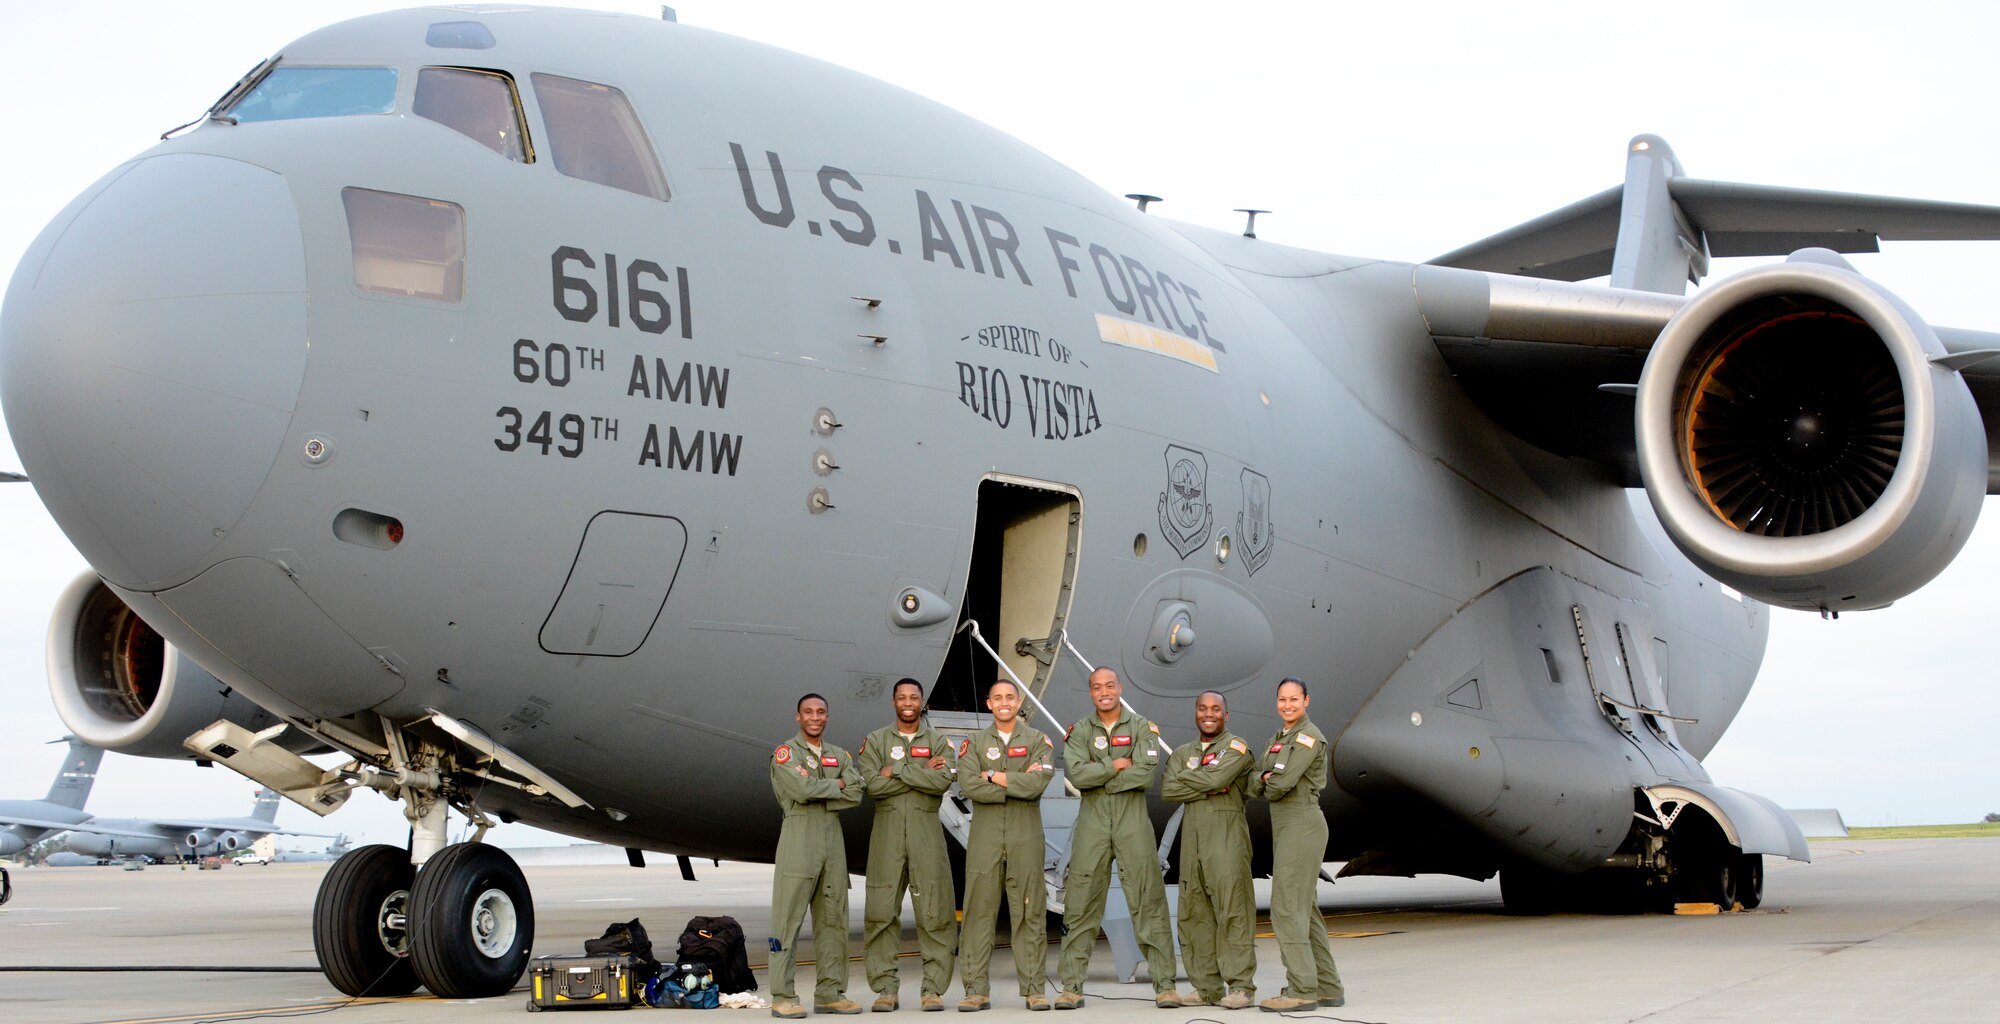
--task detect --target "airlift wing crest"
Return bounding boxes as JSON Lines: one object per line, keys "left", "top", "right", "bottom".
{"left": 1158, "top": 444, "right": 1212, "bottom": 559}
{"left": 1238, "top": 468, "right": 1274, "bottom": 575}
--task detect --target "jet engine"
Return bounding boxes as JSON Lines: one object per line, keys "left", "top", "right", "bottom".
{"left": 0, "top": 835, "right": 24, "bottom": 856}
{"left": 61, "top": 832, "right": 117, "bottom": 858}
{"left": 47, "top": 572, "right": 328, "bottom": 760}
{"left": 1635, "top": 258, "right": 1988, "bottom": 612}
{"left": 183, "top": 829, "right": 219, "bottom": 851}
{"left": 216, "top": 831, "right": 250, "bottom": 851}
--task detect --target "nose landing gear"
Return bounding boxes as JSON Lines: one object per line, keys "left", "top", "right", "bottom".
{"left": 314, "top": 838, "right": 536, "bottom": 998}
{"left": 312, "top": 844, "right": 419, "bottom": 996}
{"left": 408, "top": 842, "right": 536, "bottom": 998}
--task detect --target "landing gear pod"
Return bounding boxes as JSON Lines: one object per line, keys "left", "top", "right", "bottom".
{"left": 1634, "top": 259, "right": 1988, "bottom": 612}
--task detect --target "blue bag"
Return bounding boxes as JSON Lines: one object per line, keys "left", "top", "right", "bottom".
{"left": 644, "top": 962, "right": 719, "bottom": 1009}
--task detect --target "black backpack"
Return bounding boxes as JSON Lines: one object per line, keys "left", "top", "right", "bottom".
{"left": 584, "top": 918, "right": 660, "bottom": 977}
{"left": 676, "top": 915, "right": 754, "bottom": 994}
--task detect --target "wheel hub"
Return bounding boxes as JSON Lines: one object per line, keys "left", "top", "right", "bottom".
{"left": 469, "top": 887, "right": 518, "bottom": 959}
{"left": 376, "top": 888, "right": 411, "bottom": 957}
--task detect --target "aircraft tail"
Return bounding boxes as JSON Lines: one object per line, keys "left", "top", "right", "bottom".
{"left": 249, "top": 787, "right": 281, "bottom": 824}
{"left": 1430, "top": 133, "right": 2000, "bottom": 295}
{"left": 44, "top": 736, "right": 103, "bottom": 810}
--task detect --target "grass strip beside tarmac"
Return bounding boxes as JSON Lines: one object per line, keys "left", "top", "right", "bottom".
{"left": 1816, "top": 822, "right": 2000, "bottom": 840}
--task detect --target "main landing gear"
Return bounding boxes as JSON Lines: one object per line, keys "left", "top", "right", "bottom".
{"left": 314, "top": 841, "right": 535, "bottom": 998}
{"left": 1500, "top": 805, "right": 1766, "bottom": 915}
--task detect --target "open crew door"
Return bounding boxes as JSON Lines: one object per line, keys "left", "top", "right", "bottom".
{"left": 927, "top": 477, "right": 1081, "bottom": 714}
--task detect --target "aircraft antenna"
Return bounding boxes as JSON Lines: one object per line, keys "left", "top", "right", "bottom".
{"left": 1125, "top": 194, "right": 1162, "bottom": 213}
{"left": 1234, "top": 209, "right": 1269, "bottom": 238}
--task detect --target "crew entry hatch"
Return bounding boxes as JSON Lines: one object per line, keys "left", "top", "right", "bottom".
{"left": 928, "top": 478, "right": 1081, "bottom": 714}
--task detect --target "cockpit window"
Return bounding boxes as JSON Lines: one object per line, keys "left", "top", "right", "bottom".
{"left": 426, "top": 21, "right": 496, "bottom": 49}
{"left": 530, "top": 74, "right": 668, "bottom": 201}
{"left": 228, "top": 66, "right": 398, "bottom": 122}
{"left": 415, "top": 68, "right": 531, "bottom": 162}
{"left": 342, "top": 188, "right": 465, "bottom": 303}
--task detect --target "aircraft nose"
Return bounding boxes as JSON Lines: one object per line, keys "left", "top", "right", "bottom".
{"left": 1, "top": 154, "right": 308, "bottom": 590}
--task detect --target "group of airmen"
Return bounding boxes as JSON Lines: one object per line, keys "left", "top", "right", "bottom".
{"left": 764, "top": 668, "right": 1345, "bottom": 1018}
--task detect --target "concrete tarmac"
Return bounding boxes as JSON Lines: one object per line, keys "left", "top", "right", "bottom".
{"left": 1, "top": 838, "right": 1994, "bottom": 1024}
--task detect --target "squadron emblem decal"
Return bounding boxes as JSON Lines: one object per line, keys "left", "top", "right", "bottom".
{"left": 1237, "top": 468, "right": 1274, "bottom": 576}
{"left": 1158, "top": 444, "right": 1212, "bottom": 559}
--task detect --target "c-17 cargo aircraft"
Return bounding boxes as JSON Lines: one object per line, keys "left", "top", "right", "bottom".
{"left": 5, "top": 3, "right": 2000, "bottom": 1001}
{"left": 57, "top": 785, "right": 336, "bottom": 864}
{"left": 0, "top": 737, "right": 131, "bottom": 856}
{"left": 1, "top": 736, "right": 335, "bottom": 863}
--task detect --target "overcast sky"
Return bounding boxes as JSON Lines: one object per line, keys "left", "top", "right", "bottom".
{"left": 3, "top": 1, "right": 1996, "bottom": 851}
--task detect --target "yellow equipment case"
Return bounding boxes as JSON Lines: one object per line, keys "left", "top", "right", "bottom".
{"left": 526, "top": 953, "right": 647, "bottom": 1011}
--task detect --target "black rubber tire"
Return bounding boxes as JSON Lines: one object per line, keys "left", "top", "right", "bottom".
{"left": 313, "top": 844, "right": 419, "bottom": 996}
{"left": 1735, "top": 853, "right": 1764, "bottom": 910}
{"left": 1674, "top": 849, "right": 1737, "bottom": 908}
{"left": 408, "top": 843, "right": 536, "bottom": 999}
{"left": 1500, "top": 865, "right": 1558, "bottom": 916}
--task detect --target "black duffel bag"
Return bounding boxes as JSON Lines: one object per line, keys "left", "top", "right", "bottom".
{"left": 584, "top": 918, "right": 660, "bottom": 979}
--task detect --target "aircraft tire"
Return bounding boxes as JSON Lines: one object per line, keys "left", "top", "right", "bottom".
{"left": 1673, "top": 847, "right": 1737, "bottom": 909}
{"left": 313, "top": 844, "right": 419, "bottom": 996}
{"left": 1735, "top": 853, "right": 1764, "bottom": 910}
{"left": 1499, "top": 865, "right": 1557, "bottom": 916}
{"left": 408, "top": 842, "right": 535, "bottom": 999}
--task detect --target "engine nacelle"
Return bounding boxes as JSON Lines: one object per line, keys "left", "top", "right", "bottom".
{"left": 217, "top": 831, "right": 249, "bottom": 851}
{"left": 61, "top": 832, "right": 116, "bottom": 858}
{"left": 1635, "top": 259, "right": 1988, "bottom": 611}
{"left": 0, "top": 834, "right": 24, "bottom": 856}
{"left": 47, "top": 572, "right": 329, "bottom": 759}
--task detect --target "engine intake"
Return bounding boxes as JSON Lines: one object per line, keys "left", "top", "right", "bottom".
{"left": 1635, "top": 259, "right": 1987, "bottom": 611}
{"left": 47, "top": 572, "right": 327, "bottom": 759}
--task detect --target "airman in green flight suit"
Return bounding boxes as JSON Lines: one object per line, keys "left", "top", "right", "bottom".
{"left": 857, "top": 679, "right": 957, "bottom": 1012}
{"left": 1160, "top": 690, "right": 1258, "bottom": 1009}
{"left": 1248, "top": 677, "right": 1344, "bottom": 1012}
{"left": 1054, "top": 667, "right": 1181, "bottom": 1010}
{"left": 955, "top": 678, "right": 1056, "bottom": 1012}
{"left": 768, "top": 693, "right": 864, "bottom": 1019}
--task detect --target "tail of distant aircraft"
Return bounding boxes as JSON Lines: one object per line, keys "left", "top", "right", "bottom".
{"left": 43, "top": 736, "right": 103, "bottom": 811}
{"left": 249, "top": 787, "right": 281, "bottom": 824}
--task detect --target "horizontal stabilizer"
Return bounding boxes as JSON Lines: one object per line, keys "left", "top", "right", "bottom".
{"left": 1433, "top": 151, "right": 2000, "bottom": 284}
{"left": 1675, "top": 179, "right": 2000, "bottom": 256}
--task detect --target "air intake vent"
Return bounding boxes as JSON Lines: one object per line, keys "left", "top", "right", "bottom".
{"left": 1682, "top": 303, "right": 1904, "bottom": 537}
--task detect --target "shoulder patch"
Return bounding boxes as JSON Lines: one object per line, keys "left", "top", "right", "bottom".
{"left": 958, "top": 739, "right": 971, "bottom": 758}
{"left": 1230, "top": 739, "right": 1248, "bottom": 755}
{"left": 1297, "top": 732, "right": 1318, "bottom": 748}
{"left": 1064, "top": 724, "right": 1075, "bottom": 741}
{"left": 1148, "top": 722, "right": 1161, "bottom": 735}
{"left": 774, "top": 745, "right": 791, "bottom": 764}
{"left": 1042, "top": 735, "right": 1054, "bottom": 748}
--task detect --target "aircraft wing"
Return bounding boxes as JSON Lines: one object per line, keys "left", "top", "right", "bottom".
{"left": 1418, "top": 240, "right": 2000, "bottom": 492}
{"left": 1432, "top": 181, "right": 2000, "bottom": 280}
{"left": 144, "top": 817, "right": 337, "bottom": 838}
{"left": 0, "top": 814, "right": 162, "bottom": 839}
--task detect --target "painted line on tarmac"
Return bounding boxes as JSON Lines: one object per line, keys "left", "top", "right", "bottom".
{"left": 81, "top": 994, "right": 420, "bottom": 1024}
